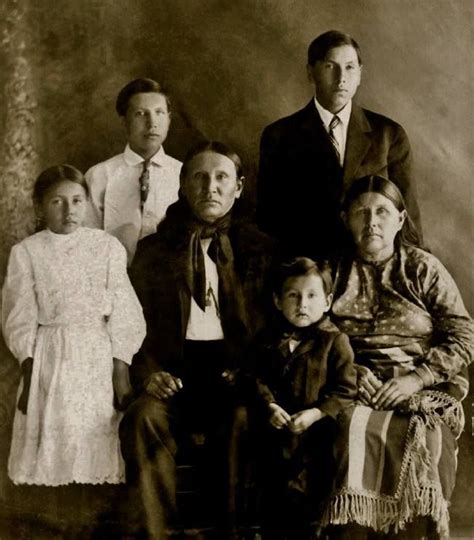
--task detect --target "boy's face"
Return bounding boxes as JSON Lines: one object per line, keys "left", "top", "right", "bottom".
{"left": 123, "top": 92, "right": 171, "bottom": 160}
{"left": 274, "top": 274, "right": 332, "bottom": 328}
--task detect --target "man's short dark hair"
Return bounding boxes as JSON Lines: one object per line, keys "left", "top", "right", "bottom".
{"left": 115, "top": 78, "right": 171, "bottom": 116}
{"left": 180, "top": 140, "right": 244, "bottom": 183}
{"left": 273, "top": 257, "right": 333, "bottom": 298}
{"left": 307, "top": 30, "right": 362, "bottom": 67}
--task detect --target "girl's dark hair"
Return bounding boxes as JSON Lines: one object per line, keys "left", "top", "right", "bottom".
{"left": 33, "top": 165, "right": 88, "bottom": 206}
{"left": 273, "top": 257, "right": 333, "bottom": 297}
{"left": 342, "top": 175, "right": 421, "bottom": 248}
{"left": 180, "top": 140, "right": 244, "bottom": 182}
{"left": 115, "top": 78, "right": 170, "bottom": 116}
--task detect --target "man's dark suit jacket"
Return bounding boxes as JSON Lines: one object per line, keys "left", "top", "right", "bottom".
{"left": 128, "top": 201, "right": 275, "bottom": 388}
{"left": 257, "top": 101, "right": 422, "bottom": 259}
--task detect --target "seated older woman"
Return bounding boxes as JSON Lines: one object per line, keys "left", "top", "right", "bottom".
{"left": 321, "top": 176, "right": 473, "bottom": 539}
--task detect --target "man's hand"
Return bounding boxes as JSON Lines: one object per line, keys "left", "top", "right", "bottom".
{"left": 289, "top": 408, "right": 325, "bottom": 434}
{"left": 268, "top": 403, "right": 291, "bottom": 430}
{"left": 144, "top": 371, "right": 183, "bottom": 400}
{"left": 221, "top": 369, "right": 239, "bottom": 387}
{"left": 356, "top": 365, "right": 383, "bottom": 406}
{"left": 113, "top": 358, "right": 133, "bottom": 411}
{"left": 371, "top": 373, "right": 423, "bottom": 410}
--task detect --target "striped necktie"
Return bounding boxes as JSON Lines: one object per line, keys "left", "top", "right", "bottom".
{"left": 139, "top": 159, "right": 151, "bottom": 210}
{"left": 328, "top": 115, "right": 341, "bottom": 163}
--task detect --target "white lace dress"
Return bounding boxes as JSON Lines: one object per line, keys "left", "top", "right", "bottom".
{"left": 2, "top": 227, "right": 146, "bottom": 485}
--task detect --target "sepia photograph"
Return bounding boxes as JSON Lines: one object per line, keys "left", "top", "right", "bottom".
{"left": 0, "top": 1, "right": 472, "bottom": 539}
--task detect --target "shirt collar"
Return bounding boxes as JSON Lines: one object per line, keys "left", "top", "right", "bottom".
{"left": 313, "top": 97, "right": 352, "bottom": 129}
{"left": 123, "top": 144, "right": 167, "bottom": 167}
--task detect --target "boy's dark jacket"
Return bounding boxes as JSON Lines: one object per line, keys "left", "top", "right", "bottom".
{"left": 252, "top": 316, "right": 357, "bottom": 419}
{"left": 129, "top": 199, "right": 275, "bottom": 388}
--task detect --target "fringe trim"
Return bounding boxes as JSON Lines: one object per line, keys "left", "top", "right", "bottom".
{"left": 319, "top": 485, "right": 450, "bottom": 539}
{"left": 406, "top": 389, "right": 464, "bottom": 438}
{"left": 319, "top": 397, "right": 459, "bottom": 539}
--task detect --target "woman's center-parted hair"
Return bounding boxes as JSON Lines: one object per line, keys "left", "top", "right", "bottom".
{"left": 179, "top": 140, "right": 244, "bottom": 183}
{"left": 273, "top": 257, "right": 333, "bottom": 298}
{"left": 33, "top": 165, "right": 88, "bottom": 207}
{"left": 342, "top": 175, "right": 421, "bottom": 248}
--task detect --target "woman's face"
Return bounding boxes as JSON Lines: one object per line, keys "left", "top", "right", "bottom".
{"left": 344, "top": 191, "right": 406, "bottom": 261}
{"left": 39, "top": 180, "right": 88, "bottom": 234}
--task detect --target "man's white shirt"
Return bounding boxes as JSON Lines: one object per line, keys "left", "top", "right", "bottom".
{"left": 186, "top": 238, "right": 224, "bottom": 341}
{"left": 85, "top": 144, "right": 182, "bottom": 264}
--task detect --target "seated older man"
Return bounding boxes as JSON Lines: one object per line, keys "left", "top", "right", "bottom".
{"left": 120, "top": 141, "right": 274, "bottom": 540}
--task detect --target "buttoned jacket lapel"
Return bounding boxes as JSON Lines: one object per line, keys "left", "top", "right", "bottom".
{"left": 343, "top": 105, "right": 372, "bottom": 188}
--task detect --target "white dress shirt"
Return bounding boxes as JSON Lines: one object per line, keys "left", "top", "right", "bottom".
{"left": 85, "top": 144, "right": 182, "bottom": 264}
{"left": 186, "top": 238, "right": 224, "bottom": 341}
{"left": 314, "top": 98, "right": 352, "bottom": 166}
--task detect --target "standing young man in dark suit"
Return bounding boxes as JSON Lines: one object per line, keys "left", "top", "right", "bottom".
{"left": 257, "top": 30, "right": 422, "bottom": 259}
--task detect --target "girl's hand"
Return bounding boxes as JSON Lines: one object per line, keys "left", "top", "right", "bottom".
{"left": 17, "top": 357, "right": 33, "bottom": 414}
{"left": 371, "top": 373, "right": 423, "bottom": 410}
{"left": 268, "top": 403, "right": 291, "bottom": 429}
{"left": 113, "top": 358, "right": 133, "bottom": 411}
{"left": 289, "top": 408, "right": 325, "bottom": 434}
{"left": 356, "top": 365, "right": 383, "bottom": 405}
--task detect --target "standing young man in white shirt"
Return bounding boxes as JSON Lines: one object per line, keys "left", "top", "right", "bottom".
{"left": 86, "top": 78, "right": 182, "bottom": 264}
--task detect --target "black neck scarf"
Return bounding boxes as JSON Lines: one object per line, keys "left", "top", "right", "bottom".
{"left": 188, "top": 212, "right": 232, "bottom": 310}
{"left": 184, "top": 211, "right": 250, "bottom": 363}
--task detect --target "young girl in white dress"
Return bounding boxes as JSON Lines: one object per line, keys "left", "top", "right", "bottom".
{"left": 2, "top": 164, "right": 146, "bottom": 486}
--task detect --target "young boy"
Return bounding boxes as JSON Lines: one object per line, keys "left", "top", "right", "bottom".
{"left": 252, "top": 257, "right": 357, "bottom": 540}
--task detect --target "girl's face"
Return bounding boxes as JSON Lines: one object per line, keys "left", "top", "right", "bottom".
{"left": 39, "top": 180, "right": 88, "bottom": 234}
{"left": 274, "top": 274, "right": 332, "bottom": 328}
{"left": 344, "top": 191, "right": 406, "bottom": 262}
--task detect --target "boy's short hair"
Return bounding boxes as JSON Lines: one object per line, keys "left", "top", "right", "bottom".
{"left": 272, "top": 257, "right": 333, "bottom": 297}
{"left": 115, "top": 78, "right": 170, "bottom": 117}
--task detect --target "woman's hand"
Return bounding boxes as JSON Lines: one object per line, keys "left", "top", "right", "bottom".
{"left": 268, "top": 403, "right": 291, "bottom": 429}
{"left": 289, "top": 408, "right": 325, "bottom": 434}
{"left": 371, "top": 373, "right": 424, "bottom": 410}
{"left": 144, "top": 370, "right": 183, "bottom": 400}
{"left": 356, "top": 365, "right": 383, "bottom": 405}
{"left": 113, "top": 358, "right": 134, "bottom": 411}
{"left": 17, "top": 357, "right": 33, "bottom": 414}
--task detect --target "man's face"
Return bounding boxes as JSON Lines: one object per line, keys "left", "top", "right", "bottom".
{"left": 307, "top": 45, "right": 362, "bottom": 113}
{"left": 182, "top": 151, "right": 243, "bottom": 223}
{"left": 123, "top": 92, "right": 171, "bottom": 159}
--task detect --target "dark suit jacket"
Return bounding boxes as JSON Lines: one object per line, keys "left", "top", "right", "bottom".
{"left": 257, "top": 101, "right": 422, "bottom": 259}
{"left": 251, "top": 317, "right": 357, "bottom": 420}
{"left": 129, "top": 202, "right": 275, "bottom": 388}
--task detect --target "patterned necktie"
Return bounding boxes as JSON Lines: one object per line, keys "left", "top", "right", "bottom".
{"left": 328, "top": 114, "right": 341, "bottom": 163}
{"left": 139, "top": 159, "right": 151, "bottom": 210}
